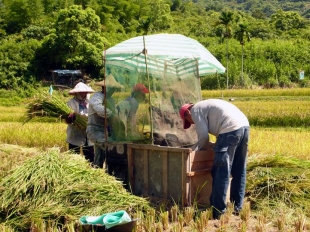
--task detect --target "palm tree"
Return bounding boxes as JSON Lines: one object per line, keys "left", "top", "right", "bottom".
{"left": 215, "top": 11, "right": 234, "bottom": 89}
{"left": 234, "top": 22, "right": 251, "bottom": 87}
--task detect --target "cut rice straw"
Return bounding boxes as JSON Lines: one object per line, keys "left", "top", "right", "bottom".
{"left": 0, "top": 148, "right": 150, "bottom": 230}
{"left": 24, "top": 91, "right": 87, "bottom": 130}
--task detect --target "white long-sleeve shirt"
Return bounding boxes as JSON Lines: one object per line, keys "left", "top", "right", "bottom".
{"left": 190, "top": 99, "right": 249, "bottom": 150}
{"left": 66, "top": 97, "right": 89, "bottom": 146}
{"left": 87, "top": 91, "right": 113, "bottom": 127}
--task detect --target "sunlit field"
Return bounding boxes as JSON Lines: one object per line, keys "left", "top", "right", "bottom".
{"left": 201, "top": 88, "right": 310, "bottom": 98}
{"left": 1, "top": 100, "right": 310, "bottom": 159}
{"left": 1, "top": 88, "right": 310, "bottom": 231}
{"left": 0, "top": 121, "right": 67, "bottom": 151}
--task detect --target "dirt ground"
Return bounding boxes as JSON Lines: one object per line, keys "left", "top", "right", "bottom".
{"left": 161, "top": 214, "right": 295, "bottom": 232}
{"left": 206, "top": 215, "right": 278, "bottom": 232}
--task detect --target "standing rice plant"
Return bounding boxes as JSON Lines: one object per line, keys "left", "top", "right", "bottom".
{"left": 201, "top": 88, "right": 310, "bottom": 99}
{"left": 155, "top": 222, "right": 163, "bottom": 232}
{"left": 160, "top": 211, "right": 169, "bottom": 230}
{"left": 249, "top": 127, "right": 310, "bottom": 160}
{"left": 170, "top": 205, "right": 179, "bottom": 222}
{"left": 238, "top": 221, "right": 247, "bottom": 232}
{"left": 234, "top": 101, "right": 310, "bottom": 127}
{"left": 178, "top": 213, "right": 184, "bottom": 228}
{"left": 240, "top": 201, "right": 251, "bottom": 222}
{"left": 276, "top": 213, "right": 286, "bottom": 232}
{"left": 193, "top": 209, "right": 210, "bottom": 231}
{"left": 183, "top": 207, "right": 194, "bottom": 226}
{"left": 0, "top": 122, "right": 67, "bottom": 151}
{"left": 142, "top": 208, "right": 156, "bottom": 232}
{"left": 294, "top": 214, "right": 306, "bottom": 232}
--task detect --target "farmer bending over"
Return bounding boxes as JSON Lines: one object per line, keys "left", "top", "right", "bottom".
{"left": 179, "top": 99, "right": 250, "bottom": 219}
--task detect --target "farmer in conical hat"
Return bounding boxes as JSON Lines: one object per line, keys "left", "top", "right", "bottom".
{"left": 66, "top": 82, "right": 95, "bottom": 163}
{"left": 86, "top": 74, "right": 124, "bottom": 168}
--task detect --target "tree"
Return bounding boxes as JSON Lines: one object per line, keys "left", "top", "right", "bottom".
{"left": 26, "top": 0, "right": 45, "bottom": 24}
{"left": 36, "top": 5, "right": 107, "bottom": 78}
{"left": 3, "top": 0, "right": 32, "bottom": 34}
{"left": 215, "top": 11, "right": 234, "bottom": 89}
{"left": 148, "top": 0, "right": 172, "bottom": 33}
{"left": 234, "top": 22, "right": 251, "bottom": 86}
{"left": 271, "top": 10, "right": 305, "bottom": 31}
{"left": 0, "top": 36, "right": 40, "bottom": 89}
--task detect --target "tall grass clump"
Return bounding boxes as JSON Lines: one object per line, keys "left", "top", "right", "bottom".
{"left": 247, "top": 153, "right": 310, "bottom": 216}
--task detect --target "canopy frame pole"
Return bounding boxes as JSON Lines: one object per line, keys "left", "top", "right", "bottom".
{"left": 195, "top": 59, "right": 203, "bottom": 101}
{"left": 102, "top": 48, "right": 109, "bottom": 145}
{"left": 143, "top": 36, "right": 154, "bottom": 145}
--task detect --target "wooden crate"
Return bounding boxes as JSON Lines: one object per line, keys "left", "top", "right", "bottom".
{"left": 127, "top": 142, "right": 218, "bottom": 207}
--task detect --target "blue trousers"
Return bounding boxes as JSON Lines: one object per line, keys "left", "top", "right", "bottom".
{"left": 210, "top": 126, "right": 250, "bottom": 219}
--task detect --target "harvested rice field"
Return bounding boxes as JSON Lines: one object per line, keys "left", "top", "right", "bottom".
{"left": 1, "top": 88, "right": 310, "bottom": 231}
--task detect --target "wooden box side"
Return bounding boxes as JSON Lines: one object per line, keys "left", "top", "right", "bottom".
{"left": 187, "top": 142, "right": 230, "bottom": 206}
{"left": 127, "top": 144, "right": 191, "bottom": 206}
{"left": 187, "top": 143, "right": 215, "bottom": 206}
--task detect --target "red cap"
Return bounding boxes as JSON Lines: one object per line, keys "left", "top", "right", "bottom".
{"left": 133, "top": 83, "right": 149, "bottom": 94}
{"left": 179, "top": 103, "right": 193, "bottom": 129}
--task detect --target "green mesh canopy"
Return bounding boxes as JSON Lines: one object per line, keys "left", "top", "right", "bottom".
{"left": 103, "top": 34, "right": 225, "bottom": 147}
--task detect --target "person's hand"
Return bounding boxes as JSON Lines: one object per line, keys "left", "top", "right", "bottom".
{"left": 65, "top": 113, "right": 76, "bottom": 124}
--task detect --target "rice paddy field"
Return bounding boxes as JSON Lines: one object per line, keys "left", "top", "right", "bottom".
{"left": 1, "top": 88, "right": 310, "bottom": 231}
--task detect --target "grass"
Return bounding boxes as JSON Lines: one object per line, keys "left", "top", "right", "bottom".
{"left": 201, "top": 88, "right": 310, "bottom": 99}
{"left": 2, "top": 106, "right": 310, "bottom": 159}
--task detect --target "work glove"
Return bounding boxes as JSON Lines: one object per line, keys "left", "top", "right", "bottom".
{"left": 65, "top": 113, "right": 76, "bottom": 124}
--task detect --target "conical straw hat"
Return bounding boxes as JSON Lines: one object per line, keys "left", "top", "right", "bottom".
{"left": 69, "top": 82, "right": 95, "bottom": 95}
{"left": 95, "top": 74, "right": 124, "bottom": 89}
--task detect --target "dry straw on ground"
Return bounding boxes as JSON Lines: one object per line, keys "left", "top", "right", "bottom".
{"left": 0, "top": 145, "right": 150, "bottom": 231}
{"left": 1, "top": 144, "right": 310, "bottom": 231}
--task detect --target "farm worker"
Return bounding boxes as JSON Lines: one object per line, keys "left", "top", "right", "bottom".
{"left": 116, "top": 83, "right": 149, "bottom": 139}
{"left": 86, "top": 74, "right": 124, "bottom": 168}
{"left": 66, "top": 82, "right": 95, "bottom": 163}
{"left": 179, "top": 99, "right": 250, "bottom": 219}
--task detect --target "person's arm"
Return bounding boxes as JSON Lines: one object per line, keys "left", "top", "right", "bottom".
{"left": 65, "top": 99, "right": 77, "bottom": 124}
{"left": 89, "top": 93, "right": 113, "bottom": 118}
{"left": 127, "top": 99, "right": 139, "bottom": 134}
{"left": 192, "top": 114, "right": 209, "bottom": 150}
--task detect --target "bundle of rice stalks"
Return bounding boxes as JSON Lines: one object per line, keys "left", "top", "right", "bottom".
{"left": 247, "top": 154, "right": 310, "bottom": 215}
{"left": 0, "top": 144, "right": 39, "bottom": 179}
{"left": 0, "top": 148, "right": 150, "bottom": 230}
{"left": 24, "top": 91, "right": 87, "bottom": 130}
